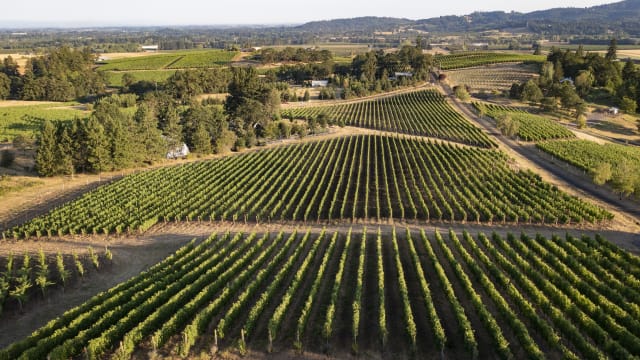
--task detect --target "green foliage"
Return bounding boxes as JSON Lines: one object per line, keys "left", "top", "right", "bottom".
{"left": 454, "top": 85, "right": 471, "bottom": 101}
{"left": 0, "top": 150, "right": 15, "bottom": 168}
{"left": 73, "top": 252, "right": 85, "bottom": 278}
{"left": 35, "top": 249, "right": 54, "bottom": 297}
{"left": 56, "top": 251, "right": 70, "bottom": 288}
{"left": 34, "top": 120, "right": 58, "bottom": 176}
{"left": 88, "top": 247, "right": 99, "bottom": 270}
{"left": 20, "top": 47, "right": 105, "bottom": 101}
{"left": 591, "top": 162, "right": 613, "bottom": 185}
{"left": 619, "top": 96, "right": 638, "bottom": 114}
{"left": 103, "top": 70, "right": 176, "bottom": 87}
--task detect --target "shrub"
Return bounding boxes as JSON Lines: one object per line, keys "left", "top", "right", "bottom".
{"left": 0, "top": 150, "right": 15, "bottom": 168}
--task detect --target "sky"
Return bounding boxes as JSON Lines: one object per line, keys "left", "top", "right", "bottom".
{"left": 0, "top": 0, "right": 619, "bottom": 27}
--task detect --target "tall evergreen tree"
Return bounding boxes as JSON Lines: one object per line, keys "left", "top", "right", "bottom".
{"left": 56, "top": 125, "right": 75, "bottom": 176}
{"left": 192, "top": 122, "right": 212, "bottom": 154}
{"left": 606, "top": 38, "right": 618, "bottom": 61}
{"left": 35, "top": 120, "right": 58, "bottom": 176}
{"left": 84, "top": 117, "right": 111, "bottom": 173}
{"left": 134, "top": 103, "right": 165, "bottom": 163}
{"left": 161, "top": 104, "right": 183, "bottom": 152}
{"left": 0, "top": 73, "right": 10, "bottom": 100}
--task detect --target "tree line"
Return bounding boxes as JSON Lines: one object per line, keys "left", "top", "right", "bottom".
{"left": 0, "top": 47, "right": 105, "bottom": 102}
{"left": 510, "top": 40, "right": 640, "bottom": 121}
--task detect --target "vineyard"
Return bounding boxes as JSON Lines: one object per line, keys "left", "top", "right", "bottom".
{"left": 282, "top": 90, "right": 496, "bottom": 147}
{"left": 0, "top": 248, "right": 112, "bottom": 317}
{"left": 537, "top": 139, "right": 640, "bottom": 172}
{"left": 474, "top": 102, "right": 576, "bottom": 141}
{"left": 434, "top": 52, "right": 546, "bottom": 70}
{"left": 3, "top": 228, "right": 640, "bottom": 359}
{"left": 444, "top": 63, "right": 539, "bottom": 92}
{"left": 4, "top": 135, "right": 611, "bottom": 239}
{"left": 97, "top": 50, "right": 238, "bottom": 71}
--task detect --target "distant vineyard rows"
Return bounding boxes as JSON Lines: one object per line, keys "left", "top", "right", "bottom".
{"left": 435, "top": 52, "right": 545, "bottom": 70}
{"left": 282, "top": 90, "right": 496, "bottom": 147}
{"left": 474, "top": 102, "right": 576, "bottom": 141}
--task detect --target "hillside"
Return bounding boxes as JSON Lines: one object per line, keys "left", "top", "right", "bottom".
{"left": 293, "top": 0, "right": 640, "bottom": 35}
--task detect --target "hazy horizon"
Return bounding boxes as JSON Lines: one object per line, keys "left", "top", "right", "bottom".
{"left": 0, "top": 0, "right": 618, "bottom": 28}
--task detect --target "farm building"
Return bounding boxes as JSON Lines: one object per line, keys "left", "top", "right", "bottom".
{"left": 141, "top": 45, "right": 159, "bottom": 51}
{"left": 311, "top": 80, "right": 329, "bottom": 87}
{"left": 166, "top": 142, "right": 190, "bottom": 159}
{"left": 395, "top": 72, "right": 413, "bottom": 78}
{"left": 609, "top": 107, "right": 619, "bottom": 115}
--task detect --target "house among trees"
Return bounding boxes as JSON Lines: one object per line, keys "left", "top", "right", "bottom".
{"left": 166, "top": 142, "right": 190, "bottom": 159}
{"left": 609, "top": 107, "right": 620, "bottom": 115}
{"left": 311, "top": 80, "right": 329, "bottom": 87}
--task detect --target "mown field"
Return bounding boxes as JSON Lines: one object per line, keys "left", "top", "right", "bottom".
{"left": 282, "top": 90, "right": 496, "bottom": 147}
{"left": 474, "top": 103, "right": 576, "bottom": 141}
{"left": 434, "top": 52, "right": 546, "bottom": 70}
{"left": 5, "top": 135, "right": 611, "bottom": 239}
{"left": 2, "top": 228, "right": 639, "bottom": 359}
{"left": 0, "top": 103, "right": 89, "bottom": 142}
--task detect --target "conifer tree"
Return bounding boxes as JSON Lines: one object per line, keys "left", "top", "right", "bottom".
{"left": 192, "top": 122, "right": 212, "bottom": 154}
{"left": 56, "top": 125, "right": 75, "bottom": 176}
{"left": 84, "top": 117, "right": 111, "bottom": 173}
{"left": 162, "top": 105, "right": 184, "bottom": 153}
{"left": 35, "top": 120, "right": 58, "bottom": 176}
{"left": 134, "top": 103, "right": 165, "bottom": 162}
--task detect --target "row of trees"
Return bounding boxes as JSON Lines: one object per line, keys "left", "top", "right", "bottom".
{"left": 255, "top": 47, "right": 333, "bottom": 64}
{"left": 34, "top": 66, "right": 300, "bottom": 176}
{"left": 1, "top": 47, "right": 106, "bottom": 101}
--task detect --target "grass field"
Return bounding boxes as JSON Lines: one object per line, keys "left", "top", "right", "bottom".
{"left": 3, "top": 227, "right": 639, "bottom": 359}
{"left": 0, "top": 103, "right": 89, "bottom": 142}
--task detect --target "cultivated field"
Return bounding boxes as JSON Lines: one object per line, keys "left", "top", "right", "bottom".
{"left": 282, "top": 90, "right": 496, "bottom": 147}
{"left": 4, "top": 134, "right": 611, "bottom": 240}
{"left": 2, "top": 227, "right": 639, "bottom": 359}
{"left": 434, "top": 52, "right": 545, "bottom": 70}
{"left": 474, "top": 102, "right": 576, "bottom": 141}
{"left": 536, "top": 139, "right": 640, "bottom": 173}
{"left": 445, "top": 63, "right": 539, "bottom": 93}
